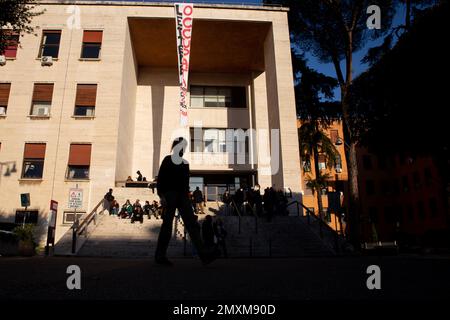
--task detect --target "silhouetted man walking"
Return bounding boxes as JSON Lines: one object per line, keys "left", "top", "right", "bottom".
{"left": 154, "top": 137, "right": 216, "bottom": 266}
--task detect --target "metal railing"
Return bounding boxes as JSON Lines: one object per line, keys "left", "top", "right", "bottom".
{"left": 287, "top": 200, "right": 341, "bottom": 253}
{"left": 71, "top": 198, "right": 104, "bottom": 254}
{"left": 230, "top": 198, "right": 242, "bottom": 234}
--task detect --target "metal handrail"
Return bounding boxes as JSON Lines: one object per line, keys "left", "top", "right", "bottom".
{"left": 287, "top": 200, "right": 342, "bottom": 252}
{"left": 231, "top": 198, "right": 242, "bottom": 234}
{"left": 71, "top": 198, "right": 104, "bottom": 253}
{"left": 76, "top": 199, "right": 103, "bottom": 235}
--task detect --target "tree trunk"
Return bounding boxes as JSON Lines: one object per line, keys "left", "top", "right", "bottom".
{"left": 346, "top": 139, "right": 361, "bottom": 248}
{"left": 340, "top": 30, "right": 361, "bottom": 249}
{"left": 313, "top": 145, "right": 324, "bottom": 222}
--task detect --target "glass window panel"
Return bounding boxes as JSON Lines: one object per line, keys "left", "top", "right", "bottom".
{"left": 67, "top": 165, "right": 90, "bottom": 179}
{"left": 204, "top": 87, "right": 218, "bottom": 107}
{"left": 41, "top": 45, "right": 59, "bottom": 58}
{"left": 190, "top": 96, "right": 203, "bottom": 108}
{"left": 31, "top": 102, "right": 51, "bottom": 116}
{"left": 44, "top": 33, "right": 61, "bottom": 45}
{"left": 81, "top": 44, "right": 101, "bottom": 59}
{"left": 22, "top": 160, "right": 44, "bottom": 179}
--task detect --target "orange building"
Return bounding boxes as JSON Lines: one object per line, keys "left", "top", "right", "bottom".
{"left": 297, "top": 119, "right": 348, "bottom": 233}
{"left": 357, "top": 149, "right": 449, "bottom": 246}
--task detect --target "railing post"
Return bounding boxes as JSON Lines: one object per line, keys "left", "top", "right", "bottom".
{"left": 71, "top": 218, "right": 78, "bottom": 254}
{"left": 183, "top": 226, "right": 187, "bottom": 257}
{"left": 269, "top": 238, "right": 272, "bottom": 258}
{"left": 238, "top": 215, "right": 241, "bottom": 234}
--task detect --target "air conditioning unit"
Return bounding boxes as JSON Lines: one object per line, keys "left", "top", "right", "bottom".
{"left": 0, "top": 107, "right": 6, "bottom": 115}
{"left": 41, "top": 56, "right": 53, "bottom": 66}
{"left": 37, "top": 106, "right": 49, "bottom": 116}
{"left": 336, "top": 168, "right": 343, "bottom": 173}
{"left": 0, "top": 55, "right": 6, "bottom": 66}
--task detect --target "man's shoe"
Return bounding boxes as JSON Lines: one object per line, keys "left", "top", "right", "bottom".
{"left": 155, "top": 257, "right": 174, "bottom": 266}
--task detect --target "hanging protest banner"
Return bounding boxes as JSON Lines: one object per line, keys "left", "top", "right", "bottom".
{"left": 175, "top": 3, "right": 193, "bottom": 127}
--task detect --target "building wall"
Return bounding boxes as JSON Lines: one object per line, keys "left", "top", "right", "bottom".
{"left": 0, "top": 1, "right": 302, "bottom": 240}
{"left": 297, "top": 119, "right": 348, "bottom": 231}
{"left": 357, "top": 149, "right": 449, "bottom": 243}
{"left": 0, "top": 4, "right": 130, "bottom": 240}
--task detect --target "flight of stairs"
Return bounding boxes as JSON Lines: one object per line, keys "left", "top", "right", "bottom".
{"left": 221, "top": 216, "right": 335, "bottom": 257}
{"left": 66, "top": 187, "right": 335, "bottom": 258}
{"left": 77, "top": 214, "right": 190, "bottom": 257}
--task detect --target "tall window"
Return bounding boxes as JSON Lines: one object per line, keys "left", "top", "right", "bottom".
{"left": 22, "top": 143, "right": 46, "bottom": 179}
{"left": 190, "top": 86, "right": 246, "bottom": 108}
{"left": 67, "top": 144, "right": 91, "bottom": 180}
{"left": 318, "top": 154, "right": 326, "bottom": 170}
{"left": 39, "top": 30, "right": 61, "bottom": 58}
{"left": 330, "top": 130, "right": 338, "bottom": 144}
{"left": 81, "top": 30, "right": 103, "bottom": 59}
{"left": 334, "top": 153, "right": 342, "bottom": 171}
{"left": 30, "top": 83, "right": 53, "bottom": 116}
{"left": 74, "top": 84, "right": 97, "bottom": 116}
{"left": 1, "top": 31, "right": 19, "bottom": 58}
{"left": 190, "top": 128, "right": 248, "bottom": 154}
{"left": 0, "top": 83, "right": 11, "bottom": 115}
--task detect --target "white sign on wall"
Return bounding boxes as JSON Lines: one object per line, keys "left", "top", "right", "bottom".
{"left": 68, "top": 188, "right": 83, "bottom": 209}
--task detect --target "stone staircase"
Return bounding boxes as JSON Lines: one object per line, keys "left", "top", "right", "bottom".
{"left": 76, "top": 214, "right": 333, "bottom": 258}
{"left": 220, "top": 216, "right": 335, "bottom": 257}
{"left": 66, "top": 187, "right": 335, "bottom": 258}
{"left": 77, "top": 214, "right": 190, "bottom": 257}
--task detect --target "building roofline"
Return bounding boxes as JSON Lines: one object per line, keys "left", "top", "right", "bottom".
{"left": 35, "top": 1, "right": 289, "bottom": 12}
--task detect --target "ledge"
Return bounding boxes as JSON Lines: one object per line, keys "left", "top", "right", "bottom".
{"left": 28, "top": 115, "right": 51, "bottom": 119}
{"left": 71, "top": 115, "right": 95, "bottom": 119}
{"left": 78, "top": 58, "right": 101, "bottom": 61}
{"left": 35, "top": 57, "right": 59, "bottom": 61}
{"left": 18, "top": 178, "right": 43, "bottom": 182}
{"left": 64, "top": 179, "right": 90, "bottom": 182}
{"left": 0, "top": 114, "right": 6, "bottom": 118}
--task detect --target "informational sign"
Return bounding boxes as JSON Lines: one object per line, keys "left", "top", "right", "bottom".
{"left": 68, "top": 188, "right": 83, "bottom": 209}
{"left": 46, "top": 200, "right": 58, "bottom": 256}
{"left": 20, "top": 193, "right": 30, "bottom": 207}
{"left": 175, "top": 3, "right": 193, "bottom": 127}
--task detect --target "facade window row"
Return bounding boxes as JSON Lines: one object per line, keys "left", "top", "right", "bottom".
{"left": 1, "top": 29, "right": 103, "bottom": 60}
{"left": 0, "top": 83, "right": 97, "bottom": 117}
{"left": 1, "top": 142, "right": 92, "bottom": 180}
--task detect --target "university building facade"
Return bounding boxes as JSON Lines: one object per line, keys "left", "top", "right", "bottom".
{"left": 0, "top": 1, "right": 301, "bottom": 241}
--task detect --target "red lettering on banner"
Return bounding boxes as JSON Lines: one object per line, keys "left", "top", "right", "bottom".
{"left": 183, "top": 17, "right": 192, "bottom": 28}
{"left": 183, "top": 6, "right": 193, "bottom": 16}
{"left": 182, "top": 29, "right": 192, "bottom": 39}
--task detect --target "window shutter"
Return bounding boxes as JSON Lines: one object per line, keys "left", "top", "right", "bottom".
{"left": 0, "top": 83, "right": 11, "bottom": 105}
{"left": 24, "top": 143, "right": 46, "bottom": 159}
{"left": 32, "top": 84, "right": 54, "bottom": 102}
{"left": 83, "top": 31, "right": 103, "bottom": 43}
{"left": 68, "top": 144, "right": 92, "bottom": 165}
{"left": 75, "top": 84, "right": 97, "bottom": 106}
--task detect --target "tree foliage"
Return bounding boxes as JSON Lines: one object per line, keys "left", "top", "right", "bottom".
{"left": 0, "top": 0, "right": 44, "bottom": 54}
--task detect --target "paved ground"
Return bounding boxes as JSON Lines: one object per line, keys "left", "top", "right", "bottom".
{"left": 0, "top": 255, "right": 449, "bottom": 301}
